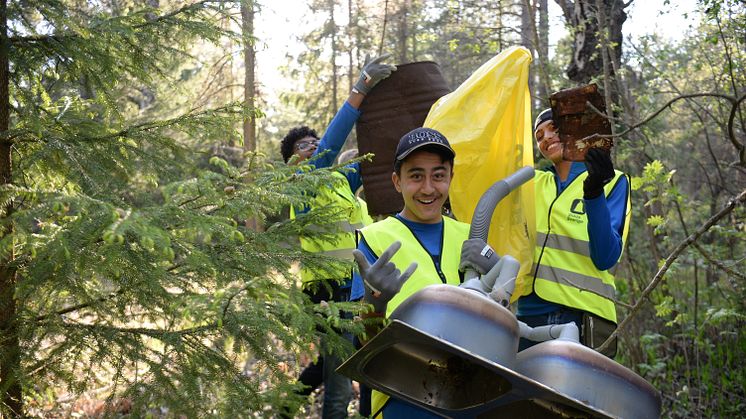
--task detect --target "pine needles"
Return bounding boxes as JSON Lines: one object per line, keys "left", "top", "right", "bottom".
{"left": 3, "top": 1, "right": 368, "bottom": 415}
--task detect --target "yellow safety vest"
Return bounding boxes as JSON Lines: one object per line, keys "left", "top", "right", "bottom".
{"left": 513, "top": 169, "right": 631, "bottom": 323}
{"left": 357, "top": 197, "right": 375, "bottom": 226}
{"left": 358, "top": 215, "right": 469, "bottom": 416}
{"left": 291, "top": 171, "right": 373, "bottom": 284}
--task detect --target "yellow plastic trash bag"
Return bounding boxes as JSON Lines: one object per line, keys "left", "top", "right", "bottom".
{"left": 424, "top": 46, "right": 536, "bottom": 285}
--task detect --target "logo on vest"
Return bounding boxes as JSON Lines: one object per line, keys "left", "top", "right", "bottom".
{"left": 566, "top": 198, "right": 585, "bottom": 223}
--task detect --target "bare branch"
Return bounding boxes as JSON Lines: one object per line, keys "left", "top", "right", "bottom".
{"left": 598, "top": 188, "right": 746, "bottom": 352}
{"left": 629, "top": 42, "right": 723, "bottom": 125}
{"left": 727, "top": 94, "right": 746, "bottom": 166}
{"left": 580, "top": 93, "right": 745, "bottom": 163}
{"left": 672, "top": 177, "right": 744, "bottom": 286}
{"left": 693, "top": 242, "right": 746, "bottom": 286}
{"left": 714, "top": 12, "right": 745, "bottom": 130}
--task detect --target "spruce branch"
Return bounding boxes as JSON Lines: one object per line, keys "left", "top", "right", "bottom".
{"left": 133, "top": 1, "right": 216, "bottom": 29}
{"left": 10, "top": 1, "right": 220, "bottom": 46}
{"left": 82, "top": 103, "right": 242, "bottom": 143}
{"left": 61, "top": 321, "right": 220, "bottom": 339}
{"left": 34, "top": 290, "right": 126, "bottom": 322}
{"left": 220, "top": 280, "right": 258, "bottom": 321}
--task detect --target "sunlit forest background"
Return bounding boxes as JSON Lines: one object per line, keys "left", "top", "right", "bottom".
{"left": 0, "top": 0, "right": 744, "bottom": 417}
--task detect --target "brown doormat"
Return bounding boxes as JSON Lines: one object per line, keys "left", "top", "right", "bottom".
{"left": 549, "top": 84, "right": 613, "bottom": 162}
{"left": 356, "top": 61, "right": 451, "bottom": 216}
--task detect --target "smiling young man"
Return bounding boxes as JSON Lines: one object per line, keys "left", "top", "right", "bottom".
{"left": 512, "top": 108, "right": 632, "bottom": 356}
{"left": 349, "top": 127, "right": 498, "bottom": 418}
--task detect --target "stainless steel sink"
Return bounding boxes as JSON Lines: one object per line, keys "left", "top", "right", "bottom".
{"left": 338, "top": 320, "right": 622, "bottom": 418}
{"left": 389, "top": 285, "right": 519, "bottom": 367}
{"left": 515, "top": 340, "right": 661, "bottom": 419}
{"left": 337, "top": 285, "right": 661, "bottom": 418}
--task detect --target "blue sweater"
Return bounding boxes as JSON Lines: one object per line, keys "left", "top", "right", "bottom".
{"left": 517, "top": 162, "right": 629, "bottom": 316}
{"left": 295, "top": 101, "right": 362, "bottom": 290}
{"left": 307, "top": 101, "right": 363, "bottom": 193}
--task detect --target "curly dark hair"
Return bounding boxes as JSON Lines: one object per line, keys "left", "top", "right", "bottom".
{"left": 281, "top": 126, "right": 319, "bottom": 163}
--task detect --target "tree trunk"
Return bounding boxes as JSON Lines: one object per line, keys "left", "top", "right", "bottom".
{"left": 0, "top": 0, "right": 22, "bottom": 414}
{"left": 554, "top": 0, "right": 627, "bottom": 85}
{"left": 410, "top": 0, "right": 417, "bottom": 60}
{"left": 595, "top": 0, "right": 615, "bottom": 136}
{"left": 329, "top": 0, "right": 338, "bottom": 108}
{"left": 537, "top": 0, "right": 549, "bottom": 101}
{"left": 396, "top": 0, "right": 410, "bottom": 63}
{"left": 241, "top": 0, "right": 256, "bottom": 153}
{"left": 520, "top": 0, "right": 536, "bottom": 106}
{"left": 525, "top": 0, "right": 553, "bottom": 106}
{"left": 348, "top": 0, "right": 354, "bottom": 93}
{"left": 498, "top": 0, "right": 504, "bottom": 51}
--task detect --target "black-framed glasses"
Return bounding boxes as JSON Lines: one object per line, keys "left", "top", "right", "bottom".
{"left": 294, "top": 139, "right": 319, "bottom": 151}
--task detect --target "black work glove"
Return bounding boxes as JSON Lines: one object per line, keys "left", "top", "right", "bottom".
{"left": 583, "top": 148, "right": 615, "bottom": 199}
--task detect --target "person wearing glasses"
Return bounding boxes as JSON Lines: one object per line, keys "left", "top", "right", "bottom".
{"left": 280, "top": 54, "right": 396, "bottom": 418}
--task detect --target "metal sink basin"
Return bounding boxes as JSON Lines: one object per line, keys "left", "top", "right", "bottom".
{"left": 515, "top": 340, "right": 662, "bottom": 419}
{"left": 338, "top": 320, "right": 618, "bottom": 418}
{"left": 389, "top": 285, "right": 519, "bottom": 367}
{"left": 338, "top": 285, "right": 644, "bottom": 418}
{"left": 360, "top": 334, "right": 513, "bottom": 410}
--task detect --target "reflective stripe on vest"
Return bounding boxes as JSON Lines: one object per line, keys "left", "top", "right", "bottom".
{"left": 532, "top": 263, "right": 616, "bottom": 299}
{"left": 291, "top": 171, "right": 371, "bottom": 282}
{"left": 359, "top": 215, "right": 470, "bottom": 416}
{"left": 306, "top": 220, "right": 366, "bottom": 234}
{"left": 536, "top": 232, "right": 590, "bottom": 257}
{"left": 523, "top": 169, "right": 631, "bottom": 323}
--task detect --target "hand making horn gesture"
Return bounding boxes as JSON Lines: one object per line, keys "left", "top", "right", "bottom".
{"left": 353, "top": 241, "right": 417, "bottom": 314}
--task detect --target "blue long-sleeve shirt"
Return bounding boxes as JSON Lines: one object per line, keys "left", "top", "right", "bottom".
{"left": 306, "top": 101, "right": 363, "bottom": 193}
{"left": 295, "top": 101, "right": 363, "bottom": 290}
{"left": 294, "top": 102, "right": 363, "bottom": 212}
{"left": 517, "top": 162, "right": 629, "bottom": 316}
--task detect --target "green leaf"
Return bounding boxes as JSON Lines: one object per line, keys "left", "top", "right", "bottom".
{"left": 647, "top": 215, "right": 665, "bottom": 227}
{"left": 655, "top": 295, "right": 675, "bottom": 318}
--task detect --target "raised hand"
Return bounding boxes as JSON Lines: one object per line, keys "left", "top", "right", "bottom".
{"left": 352, "top": 53, "right": 397, "bottom": 96}
{"left": 583, "top": 148, "right": 615, "bottom": 199}
{"left": 353, "top": 241, "right": 417, "bottom": 313}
